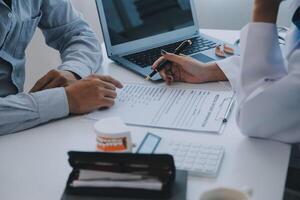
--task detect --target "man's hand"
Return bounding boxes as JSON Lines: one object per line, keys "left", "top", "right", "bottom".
{"left": 252, "top": 0, "right": 283, "bottom": 23}
{"left": 65, "top": 75, "right": 123, "bottom": 114}
{"left": 152, "top": 52, "right": 227, "bottom": 85}
{"left": 30, "top": 70, "right": 79, "bottom": 93}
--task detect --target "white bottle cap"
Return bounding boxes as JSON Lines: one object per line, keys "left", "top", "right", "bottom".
{"left": 94, "top": 117, "right": 130, "bottom": 136}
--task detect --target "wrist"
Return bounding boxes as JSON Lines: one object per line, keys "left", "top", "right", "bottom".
{"left": 253, "top": 1, "right": 280, "bottom": 23}
{"left": 65, "top": 87, "right": 76, "bottom": 114}
{"left": 63, "top": 70, "right": 81, "bottom": 80}
{"left": 203, "top": 63, "right": 228, "bottom": 82}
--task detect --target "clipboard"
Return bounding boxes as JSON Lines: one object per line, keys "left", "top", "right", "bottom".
{"left": 87, "top": 84, "right": 235, "bottom": 134}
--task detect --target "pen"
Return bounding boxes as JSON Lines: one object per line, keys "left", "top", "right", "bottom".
{"left": 222, "top": 99, "right": 235, "bottom": 123}
{"left": 145, "top": 40, "right": 192, "bottom": 81}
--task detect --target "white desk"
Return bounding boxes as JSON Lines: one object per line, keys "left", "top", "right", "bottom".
{"left": 0, "top": 30, "right": 291, "bottom": 200}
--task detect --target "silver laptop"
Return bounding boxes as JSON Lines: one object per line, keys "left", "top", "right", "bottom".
{"left": 96, "top": 0, "right": 230, "bottom": 81}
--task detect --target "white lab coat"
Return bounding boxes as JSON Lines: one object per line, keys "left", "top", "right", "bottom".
{"left": 217, "top": 1, "right": 300, "bottom": 143}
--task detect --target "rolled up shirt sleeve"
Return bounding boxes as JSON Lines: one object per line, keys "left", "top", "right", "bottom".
{"left": 38, "top": 0, "right": 102, "bottom": 78}
{"left": 0, "top": 88, "right": 69, "bottom": 135}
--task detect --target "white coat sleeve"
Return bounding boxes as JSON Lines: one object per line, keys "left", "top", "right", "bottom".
{"left": 218, "top": 23, "right": 300, "bottom": 143}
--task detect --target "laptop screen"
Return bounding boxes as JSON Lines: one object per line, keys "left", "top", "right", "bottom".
{"left": 102, "top": 0, "right": 194, "bottom": 46}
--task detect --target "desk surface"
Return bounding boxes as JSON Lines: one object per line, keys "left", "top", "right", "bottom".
{"left": 0, "top": 30, "right": 291, "bottom": 200}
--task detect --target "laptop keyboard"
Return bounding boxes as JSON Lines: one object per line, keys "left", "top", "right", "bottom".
{"left": 123, "top": 36, "right": 218, "bottom": 68}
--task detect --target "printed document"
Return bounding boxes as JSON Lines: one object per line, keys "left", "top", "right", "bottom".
{"left": 87, "top": 84, "right": 235, "bottom": 133}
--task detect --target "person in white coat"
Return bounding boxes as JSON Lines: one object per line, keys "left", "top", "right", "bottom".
{"left": 153, "top": 0, "right": 300, "bottom": 144}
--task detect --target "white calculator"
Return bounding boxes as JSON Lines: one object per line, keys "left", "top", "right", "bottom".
{"left": 136, "top": 133, "right": 225, "bottom": 178}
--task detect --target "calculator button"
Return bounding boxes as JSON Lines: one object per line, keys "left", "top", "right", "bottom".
{"left": 205, "top": 166, "right": 217, "bottom": 173}
{"left": 175, "top": 156, "right": 185, "bottom": 163}
{"left": 200, "top": 149, "right": 210, "bottom": 154}
{"left": 172, "top": 145, "right": 180, "bottom": 151}
{"left": 182, "top": 143, "right": 191, "bottom": 147}
{"left": 179, "top": 147, "right": 190, "bottom": 153}
{"left": 198, "top": 153, "right": 208, "bottom": 159}
{"left": 208, "top": 155, "right": 219, "bottom": 160}
{"left": 210, "top": 150, "right": 220, "bottom": 155}
{"left": 170, "top": 148, "right": 178, "bottom": 154}
{"left": 173, "top": 143, "right": 180, "bottom": 148}
{"left": 213, "top": 146, "right": 223, "bottom": 150}
{"left": 195, "top": 158, "right": 206, "bottom": 164}
{"left": 184, "top": 158, "right": 195, "bottom": 164}
{"left": 189, "top": 152, "right": 198, "bottom": 158}
{"left": 207, "top": 160, "right": 218, "bottom": 165}
{"left": 191, "top": 145, "right": 201, "bottom": 150}
{"left": 182, "top": 163, "right": 192, "bottom": 169}
{"left": 176, "top": 151, "right": 187, "bottom": 157}
{"left": 193, "top": 165, "right": 205, "bottom": 172}
{"left": 186, "top": 155, "right": 196, "bottom": 160}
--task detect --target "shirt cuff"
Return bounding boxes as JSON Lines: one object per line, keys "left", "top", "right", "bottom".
{"left": 216, "top": 56, "right": 240, "bottom": 90}
{"left": 30, "top": 87, "right": 69, "bottom": 124}
{"left": 58, "top": 61, "right": 93, "bottom": 78}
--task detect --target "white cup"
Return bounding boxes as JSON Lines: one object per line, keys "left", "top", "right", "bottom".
{"left": 200, "top": 187, "right": 253, "bottom": 200}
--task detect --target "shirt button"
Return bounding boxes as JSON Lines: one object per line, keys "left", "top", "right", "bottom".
{"left": 8, "top": 13, "right": 13, "bottom": 18}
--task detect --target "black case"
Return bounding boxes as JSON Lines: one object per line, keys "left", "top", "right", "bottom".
{"left": 65, "top": 151, "right": 176, "bottom": 199}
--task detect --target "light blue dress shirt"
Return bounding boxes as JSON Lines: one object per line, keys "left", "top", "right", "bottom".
{"left": 0, "top": 0, "right": 102, "bottom": 135}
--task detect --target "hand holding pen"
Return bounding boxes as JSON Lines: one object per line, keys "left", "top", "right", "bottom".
{"left": 151, "top": 40, "right": 228, "bottom": 85}
{"left": 146, "top": 40, "right": 192, "bottom": 81}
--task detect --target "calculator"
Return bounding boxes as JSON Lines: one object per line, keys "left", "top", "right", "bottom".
{"left": 136, "top": 133, "right": 225, "bottom": 178}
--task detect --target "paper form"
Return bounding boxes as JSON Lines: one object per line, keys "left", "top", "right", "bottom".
{"left": 87, "top": 84, "right": 235, "bottom": 133}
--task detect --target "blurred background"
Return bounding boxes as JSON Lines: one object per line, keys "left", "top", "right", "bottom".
{"left": 25, "top": 0, "right": 293, "bottom": 91}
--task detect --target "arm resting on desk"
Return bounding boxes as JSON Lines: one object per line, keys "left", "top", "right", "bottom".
{"left": 0, "top": 88, "right": 69, "bottom": 135}
{"left": 218, "top": 23, "right": 300, "bottom": 143}
{"left": 39, "top": 0, "right": 102, "bottom": 78}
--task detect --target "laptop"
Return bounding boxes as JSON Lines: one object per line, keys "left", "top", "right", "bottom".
{"left": 96, "top": 0, "right": 230, "bottom": 81}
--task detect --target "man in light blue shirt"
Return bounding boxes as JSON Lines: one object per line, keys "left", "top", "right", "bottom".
{"left": 0, "top": 0, "right": 123, "bottom": 135}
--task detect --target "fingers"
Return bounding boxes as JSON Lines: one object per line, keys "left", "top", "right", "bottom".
{"left": 166, "top": 75, "right": 174, "bottom": 85}
{"left": 94, "top": 87, "right": 116, "bottom": 109}
{"left": 152, "top": 51, "right": 190, "bottom": 85}
{"left": 89, "top": 75, "right": 123, "bottom": 89}
{"left": 161, "top": 52, "right": 186, "bottom": 66}
{"left": 101, "top": 81, "right": 117, "bottom": 91}
{"left": 152, "top": 52, "right": 185, "bottom": 70}
{"left": 159, "top": 68, "right": 174, "bottom": 85}
{"left": 30, "top": 70, "right": 71, "bottom": 93}
{"left": 30, "top": 73, "right": 54, "bottom": 93}
{"left": 100, "top": 76, "right": 123, "bottom": 89}
{"left": 159, "top": 68, "right": 168, "bottom": 81}
{"left": 152, "top": 53, "right": 177, "bottom": 84}
{"left": 152, "top": 57, "right": 165, "bottom": 69}
{"left": 100, "top": 98, "right": 115, "bottom": 108}
{"left": 102, "top": 89, "right": 117, "bottom": 99}
{"left": 42, "top": 76, "right": 68, "bottom": 90}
